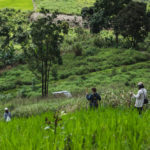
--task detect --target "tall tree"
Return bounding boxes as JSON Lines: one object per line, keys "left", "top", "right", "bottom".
{"left": 81, "top": 0, "right": 131, "bottom": 33}
{"left": 20, "top": 9, "right": 69, "bottom": 97}
{"left": 115, "top": 2, "right": 150, "bottom": 47}
{"left": 0, "top": 9, "right": 27, "bottom": 66}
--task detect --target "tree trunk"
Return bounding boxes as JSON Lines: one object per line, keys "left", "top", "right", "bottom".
{"left": 42, "top": 61, "right": 44, "bottom": 97}
{"left": 115, "top": 32, "right": 119, "bottom": 48}
{"left": 44, "top": 61, "right": 48, "bottom": 97}
{"left": 46, "top": 64, "right": 50, "bottom": 96}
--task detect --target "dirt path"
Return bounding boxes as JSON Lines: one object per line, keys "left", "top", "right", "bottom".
{"left": 30, "top": 12, "right": 83, "bottom": 27}
{"left": 31, "top": 0, "right": 83, "bottom": 27}
{"left": 32, "top": 0, "right": 37, "bottom": 11}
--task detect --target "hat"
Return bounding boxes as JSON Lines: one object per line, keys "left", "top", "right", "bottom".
{"left": 5, "top": 108, "right": 8, "bottom": 111}
{"left": 138, "top": 82, "right": 143, "bottom": 86}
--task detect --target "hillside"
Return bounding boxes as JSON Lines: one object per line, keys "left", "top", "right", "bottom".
{"left": 0, "top": 0, "right": 149, "bottom": 14}
{"left": 0, "top": 29, "right": 150, "bottom": 117}
{"left": 0, "top": 1, "right": 150, "bottom": 149}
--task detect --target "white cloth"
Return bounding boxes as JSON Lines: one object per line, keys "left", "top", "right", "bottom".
{"left": 133, "top": 88, "right": 147, "bottom": 108}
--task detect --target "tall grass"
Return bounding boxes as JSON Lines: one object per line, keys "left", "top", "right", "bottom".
{"left": 0, "top": 107, "right": 150, "bottom": 150}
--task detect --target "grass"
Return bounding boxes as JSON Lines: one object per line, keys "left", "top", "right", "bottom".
{"left": 0, "top": 29, "right": 150, "bottom": 99}
{"left": 35, "top": 0, "right": 95, "bottom": 14}
{"left": 34, "top": 0, "right": 150, "bottom": 15}
{"left": 0, "top": 107, "right": 150, "bottom": 150}
{"left": 0, "top": 0, "right": 33, "bottom": 10}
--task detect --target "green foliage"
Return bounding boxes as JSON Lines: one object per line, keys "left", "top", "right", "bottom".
{"left": 138, "top": 33, "right": 150, "bottom": 51}
{"left": 0, "top": 107, "right": 150, "bottom": 149}
{"left": 116, "top": 1, "right": 150, "bottom": 47}
{"left": 0, "top": 28, "right": 150, "bottom": 97}
{"left": 73, "top": 43, "right": 83, "bottom": 56}
{"left": 19, "top": 9, "right": 69, "bottom": 97}
{"left": 81, "top": 0, "right": 131, "bottom": 33}
{"left": 52, "top": 67, "right": 58, "bottom": 81}
{"left": 0, "top": 9, "right": 28, "bottom": 67}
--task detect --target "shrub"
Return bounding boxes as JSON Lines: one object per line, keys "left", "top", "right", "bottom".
{"left": 84, "top": 47, "right": 99, "bottom": 56}
{"left": 121, "top": 67, "right": 128, "bottom": 72}
{"left": 73, "top": 43, "right": 83, "bottom": 56}
{"left": 59, "top": 72, "right": 72, "bottom": 79}
{"left": 93, "top": 36, "right": 104, "bottom": 48}
{"left": 110, "top": 68, "right": 117, "bottom": 77}
{"left": 75, "top": 27, "right": 85, "bottom": 35}
{"left": 0, "top": 94, "right": 13, "bottom": 101}
{"left": 18, "top": 88, "right": 28, "bottom": 98}
{"left": 52, "top": 67, "right": 58, "bottom": 80}
{"left": 138, "top": 33, "right": 150, "bottom": 52}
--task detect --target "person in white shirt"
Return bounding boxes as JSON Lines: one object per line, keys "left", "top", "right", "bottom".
{"left": 4, "top": 108, "right": 11, "bottom": 122}
{"left": 131, "top": 82, "right": 147, "bottom": 114}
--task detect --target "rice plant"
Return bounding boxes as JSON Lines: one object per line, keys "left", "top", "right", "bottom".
{"left": 0, "top": 107, "right": 150, "bottom": 150}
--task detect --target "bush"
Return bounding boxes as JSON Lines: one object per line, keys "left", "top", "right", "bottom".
{"left": 52, "top": 67, "right": 58, "bottom": 80}
{"left": 0, "top": 94, "right": 13, "bottom": 101}
{"left": 110, "top": 68, "right": 117, "bottom": 77}
{"left": 138, "top": 33, "right": 150, "bottom": 52}
{"left": 73, "top": 43, "right": 83, "bottom": 56}
{"left": 93, "top": 35, "right": 115, "bottom": 48}
{"left": 93, "top": 36, "right": 104, "bottom": 48}
{"left": 75, "top": 27, "right": 85, "bottom": 35}
{"left": 84, "top": 47, "right": 99, "bottom": 56}
{"left": 121, "top": 67, "right": 128, "bottom": 72}
{"left": 59, "top": 72, "right": 72, "bottom": 79}
{"left": 18, "top": 88, "right": 28, "bottom": 98}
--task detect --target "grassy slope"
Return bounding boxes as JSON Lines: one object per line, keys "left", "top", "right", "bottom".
{"left": 34, "top": 0, "right": 150, "bottom": 15}
{"left": 35, "top": 0, "right": 95, "bottom": 14}
{"left": 0, "top": 107, "right": 150, "bottom": 150}
{"left": 0, "top": 29, "right": 150, "bottom": 117}
{"left": 0, "top": 30, "right": 150, "bottom": 96}
{"left": 0, "top": 0, "right": 33, "bottom": 10}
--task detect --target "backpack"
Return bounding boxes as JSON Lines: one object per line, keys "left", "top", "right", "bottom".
{"left": 142, "top": 89, "right": 148, "bottom": 104}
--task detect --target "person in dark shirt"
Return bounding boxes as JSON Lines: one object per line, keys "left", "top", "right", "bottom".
{"left": 86, "top": 88, "right": 101, "bottom": 108}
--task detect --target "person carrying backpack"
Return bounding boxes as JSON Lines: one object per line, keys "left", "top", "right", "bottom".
{"left": 131, "top": 82, "right": 148, "bottom": 114}
{"left": 86, "top": 88, "right": 101, "bottom": 108}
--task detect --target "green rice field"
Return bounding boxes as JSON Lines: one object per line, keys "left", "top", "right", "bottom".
{"left": 0, "top": 0, "right": 33, "bottom": 10}
{"left": 0, "top": 107, "right": 150, "bottom": 150}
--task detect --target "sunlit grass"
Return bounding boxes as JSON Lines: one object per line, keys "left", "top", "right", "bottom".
{"left": 35, "top": 0, "right": 95, "bottom": 14}
{"left": 0, "top": 0, "right": 33, "bottom": 10}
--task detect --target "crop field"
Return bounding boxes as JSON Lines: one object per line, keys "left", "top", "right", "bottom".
{"left": 0, "top": 0, "right": 33, "bottom": 10}
{"left": 35, "top": 0, "right": 95, "bottom": 14}
{"left": 0, "top": 107, "right": 150, "bottom": 150}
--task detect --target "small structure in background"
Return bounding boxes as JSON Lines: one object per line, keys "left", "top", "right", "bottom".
{"left": 4, "top": 108, "right": 11, "bottom": 122}
{"left": 52, "top": 91, "right": 72, "bottom": 98}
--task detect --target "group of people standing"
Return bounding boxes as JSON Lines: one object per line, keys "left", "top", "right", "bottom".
{"left": 86, "top": 82, "right": 148, "bottom": 114}
{"left": 2, "top": 82, "right": 148, "bottom": 122}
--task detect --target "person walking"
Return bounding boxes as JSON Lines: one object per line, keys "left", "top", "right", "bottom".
{"left": 131, "top": 82, "right": 147, "bottom": 114}
{"left": 86, "top": 88, "right": 101, "bottom": 108}
{"left": 4, "top": 108, "right": 11, "bottom": 122}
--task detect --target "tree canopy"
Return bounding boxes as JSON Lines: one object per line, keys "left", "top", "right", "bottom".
{"left": 115, "top": 1, "right": 150, "bottom": 47}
